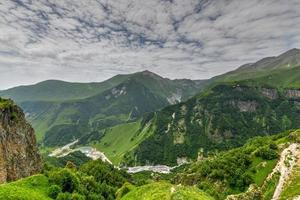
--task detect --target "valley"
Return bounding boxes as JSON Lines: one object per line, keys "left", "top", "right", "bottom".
{"left": 0, "top": 49, "right": 300, "bottom": 200}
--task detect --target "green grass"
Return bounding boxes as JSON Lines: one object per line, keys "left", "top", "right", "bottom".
{"left": 0, "top": 175, "right": 51, "bottom": 200}
{"left": 0, "top": 98, "right": 12, "bottom": 109}
{"left": 279, "top": 165, "right": 300, "bottom": 200}
{"left": 92, "top": 120, "right": 153, "bottom": 165}
{"left": 247, "top": 157, "right": 277, "bottom": 186}
{"left": 262, "top": 173, "right": 280, "bottom": 200}
{"left": 120, "top": 182, "right": 214, "bottom": 200}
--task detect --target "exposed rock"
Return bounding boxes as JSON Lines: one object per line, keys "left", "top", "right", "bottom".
{"left": 261, "top": 88, "right": 278, "bottom": 100}
{"left": 286, "top": 89, "right": 300, "bottom": 98}
{"left": 167, "top": 93, "right": 182, "bottom": 104}
{"left": 0, "top": 100, "right": 41, "bottom": 183}
{"left": 230, "top": 100, "right": 258, "bottom": 112}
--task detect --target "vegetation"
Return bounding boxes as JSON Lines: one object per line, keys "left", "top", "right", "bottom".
{"left": 0, "top": 160, "right": 131, "bottom": 200}
{"left": 0, "top": 175, "right": 51, "bottom": 200}
{"left": 45, "top": 151, "right": 91, "bottom": 168}
{"left": 1, "top": 71, "right": 204, "bottom": 145}
{"left": 0, "top": 98, "right": 13, "bottom": 109}
{"left": 119, "top": 182, "right": 214, "bottom": 200}
{"left": 91, "top": 120, "right": 154, "bottom": 165}
{"left": 172, "top": 130, "right": 299, "bottom": 200}
{"left": 279, "top": 165, "right": 300, "bottom": 199}
{"left": 129, "top": 84, "right": 300, "bottom": 165}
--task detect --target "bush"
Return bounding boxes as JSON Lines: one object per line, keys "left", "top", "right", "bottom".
{"left": 56, "top": 192, "right": 72, "bottom": 200}
{"left": 49, "top": 169, "right": 79, "bottom": 193}
{"left": 48, "top": 185, "right": 61, "bottom": 199}
{"left": 71, "top": 193, "right": 85, "bottom": 200}
{"left": 255, "top": 147, "right": 278, "bottom": 160}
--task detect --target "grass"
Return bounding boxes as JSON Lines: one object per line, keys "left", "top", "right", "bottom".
{"left": 247, "top": 157, "right": 278, "bottom": 186}
{"left": 120, "top": 182, "right": 214, "bottom": 200}
{"left": 279, "top": 165, "right": 300, "bottom": 200}
{"left": 0, "top": 175, "right": 51, "bottom": 200}
{"left": 92, "top": 120, "right": 153, "bottom": 165}
{"left": 0, "top": 98, "right": 12, "bottom": 109}
{"left": 262, "top": 173, "right": 280, "bottom": 200}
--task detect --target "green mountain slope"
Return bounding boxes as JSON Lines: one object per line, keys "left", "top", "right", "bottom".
{"left": 117, "top": 50, "right": 300, "bottom": 166}
{"left": 0, "top": 76, "right": 129, "bottom": 102}
{"left": 0, "top": 70, "right": 206, "bottom": 103}
{"left": 212, "top": 48, "right": 300, "bottom": 83}
{"left": 0, "top": 175, "right": 51, "bottom": 200}
{"left": 125, "top": 82, "right": 300, "bottom": 165}
{"left": 173, "top": 129, "right": 300, "bottom": 200}
{"left": 13, "top": 71, "right": 205, "bottom": 146}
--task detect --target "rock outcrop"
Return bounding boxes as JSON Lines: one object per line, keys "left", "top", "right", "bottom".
{"left": 286, "top": 89, "right": 300, "bottom": 98}
{"left": 0, "top": 99, "right": 41, "bottom": 183}
{"left": 261, "top": 88, "right": 278, "bottom": 100}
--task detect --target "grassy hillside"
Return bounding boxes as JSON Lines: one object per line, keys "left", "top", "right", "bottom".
{"left": 0, "top": 160, "right": 131, "bottom": 200}
{"left": 0, "top": 76, "right": 130, "bottom": 102}
{"left": 3, "top": 71, "right": 205, "bottom": 146}
{"left": 91, "top": 119, "right": 154, "bottom": 165}
{"left": 125, "top": 83, "right": 300, "bottom": 165}
{"left": 212, "top": 48, "right": 300, "bottom": 84}
{"left": 0, "top": 175, "right": 51, "bottom": 200}
{"left": 173, "top": 129, "right": 300, "bottom": 200}
{"left": 279, "top": 160, "right": 300, "bottom": 199}
{"left": 119, "top": 182, "right": 214, "bottom": 200}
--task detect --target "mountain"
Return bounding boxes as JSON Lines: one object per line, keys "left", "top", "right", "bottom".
{"left": 212, "top": 48, "right": 300, "bottom": 84}
{"left": 0, "top": 76, "right": 130, "bottom": 102}
{"left": 174, "top": 129, "right": 300, "bottom": 200}
{"left": 115, "top": 50, "right": 300, "bottom": 166}
{"left": 0, "top": 98, "right": 41, "bottom": 183}
{"left": 0, "top": 71, "right": 207, "bottom": 103}
{"left": 1, "top": 71, "right": 206, "bottom": 146}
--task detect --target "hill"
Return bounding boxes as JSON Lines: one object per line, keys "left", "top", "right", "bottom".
{"left": 8, "top": 71, "right": 206, "bottom": 145}
{"left": 212, "top": 48, "right": 300, "bottom": 83}
{"left": 118, "top": 182, "right": 214, "bottom": 200}
{"left": 173, "top": 129, "right": 300, "bottom": 200}
{"left": 112, "top": 49, "right": 300, "bottom": 166}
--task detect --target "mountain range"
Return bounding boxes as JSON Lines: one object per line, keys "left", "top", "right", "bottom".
{"left": 0, "top": 70, "right": 207, "bottom": 145}
{"left": 0, "top": 49, "right": 300, "bottom": 200}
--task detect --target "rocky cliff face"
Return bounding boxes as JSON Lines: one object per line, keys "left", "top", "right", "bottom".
{"left": 0, "top": 99, "right": 41, "bottom": 183}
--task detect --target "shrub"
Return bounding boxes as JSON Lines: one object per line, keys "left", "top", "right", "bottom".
{"left": 255, "top": 147, "right": 278, "bottom": 160}
{"left": 56, "top": 192, "right": 72, "bottom": 200}
{"left": 49, "top": 169, "right": 79, "bottom": 193}
{"left": 48, "top": 185, "right": 61, "bottom": 199}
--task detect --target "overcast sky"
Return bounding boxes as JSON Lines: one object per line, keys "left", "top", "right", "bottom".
{"left": 0, "top": 0, "right": 300, "bottom": 89}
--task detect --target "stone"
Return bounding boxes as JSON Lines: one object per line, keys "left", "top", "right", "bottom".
{"left": 0, "top": 101, "right": 41, "bottom": 183}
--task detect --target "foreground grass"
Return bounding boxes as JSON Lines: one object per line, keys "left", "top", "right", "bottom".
{"left": 120, "top": 182, "right": 214, "bottom": 200}
{"left": 0, "top": 175, "right": 51, "bottom": 200}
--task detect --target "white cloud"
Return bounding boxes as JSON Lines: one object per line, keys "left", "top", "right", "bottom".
{"left": 0, "top": 0, "right": 299, "bottom": 89}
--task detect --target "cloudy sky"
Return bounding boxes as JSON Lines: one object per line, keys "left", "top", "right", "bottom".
{"left": 0, "top": 0, "right": 300, "bottom": 89}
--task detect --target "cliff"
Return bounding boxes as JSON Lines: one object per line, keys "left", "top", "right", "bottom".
{"left": 0, "top": 98, "right": 41, "bottom": 183}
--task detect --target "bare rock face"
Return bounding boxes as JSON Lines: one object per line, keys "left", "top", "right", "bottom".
{"left": 261, "top": 88, "right": 278, "bottom": 100}
{"left": 0, "top": 99, "right": 41, "bottom": 183}
{"left": 286, "top": 89, "right": 300, "bottom": 98}
{"left": 230, "top": 100, "right": 257, "bottom": 112}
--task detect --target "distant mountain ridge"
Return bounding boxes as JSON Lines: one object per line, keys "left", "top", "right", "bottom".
{"left": 0, "top": 70, "right": 207, "bottom": 103}
{"left": 212, "top": 48, "right": 300, "bottom": 83}
{"left": 0, "top": 71, "right": 207, "bottom": 146}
